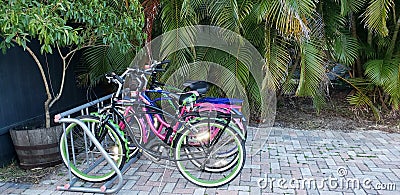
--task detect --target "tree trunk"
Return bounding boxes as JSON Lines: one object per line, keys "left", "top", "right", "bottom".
{"left": 386, "top": 16, "right": 400, "bottom": 59}
{"left": 367, "top": 30, "right": 373, "bottom": 46}
{"left": 350, "top": 13, "right": 362, "bottom": 77}
{"left": 24, "top": 45, "right": 53, "bottom": 128}
{"left": 44, "top": 101, "right": 51, "bottom": 128}
{"left": 142, "top": 0, "right": 160, "bottom": 62}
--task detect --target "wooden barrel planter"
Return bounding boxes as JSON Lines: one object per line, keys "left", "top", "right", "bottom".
{"left": 10, "top": 126, "right": 63, "bottom": 169}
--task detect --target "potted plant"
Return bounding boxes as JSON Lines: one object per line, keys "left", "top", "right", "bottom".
{"left": 0, "top": 0, "right": 144, "bottom": 169}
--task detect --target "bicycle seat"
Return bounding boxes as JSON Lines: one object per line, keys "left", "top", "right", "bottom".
{"left": 182, "top": 80, "right": 209, "bottom": 95}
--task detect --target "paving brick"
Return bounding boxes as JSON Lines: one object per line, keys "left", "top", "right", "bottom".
{"left": 384, "top": 172, "right": 400, "bottom": 182}
{"left": 3, "top": 127, "right": 400, "bottom": 195}
{"left": 193, "top": 188, "right": 206, "bottom": 195}
{"left": 122, "top": 180, "right": 137, "bottom": 190}
{"left": 21, "top": 189, "right": 45, "bottom": 194}
{"left": 271, "top": 162, "right": 280, "bottom": 170}
{"left": 370, "top": 168, "right": 391, "bottom": 173}
{"left": 347, "top": 151, "right": 357, "bottom": 156}
{"left": 162, "top": 183, "right": 176, "bottom": 193}
{"left": 348, "top": 166, "right": 362, "bottom": 175}
{"left": 353, "top": 188, "right": 367, "bottom": 195}
{"left": 300, "top": 167, "right": 312, "bottom": 176}
{"left": 172, "top": 188, "right": 195, "bottom": 194}
{"left": 149, "top": 172, "right": 162, "bottom": 181}
{"left": 325, "top": 158, "right": 336, "bottom": 166}
{"left": 228, "top": 185, "right": 250, "bottom": 191}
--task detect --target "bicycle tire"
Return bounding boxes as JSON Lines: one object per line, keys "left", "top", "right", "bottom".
{"left": 174, "top": 121, "right": 245, "bottom": 187}
{"left": 183, "top": 118, "right": 243, "bottom": 172}
{"left": 59, "top": 115, "right": 126, "bottom": 182}
{"left": 122, "top": 108, "right": 145, "bottom": 158}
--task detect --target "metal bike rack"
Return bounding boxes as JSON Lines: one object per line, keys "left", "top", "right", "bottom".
{"left": 54, "top": 94, "right": 139, "bottom": 194}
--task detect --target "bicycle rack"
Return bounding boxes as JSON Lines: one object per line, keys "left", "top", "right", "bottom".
{"left": 54, "top": 94, "right": 139, "bottom": 194}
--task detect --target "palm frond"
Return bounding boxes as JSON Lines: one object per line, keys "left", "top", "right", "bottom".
{"left": 281, "top": 76, "right": 299, "bottom": 95}
{"left": 347, "top": 77, "right": 376, "bottom": 91}
{"left": 237, "top": 0, "right": 255, "bottom": 22}
{"left": 161, "top": 0, "right": 196, "bottom": 30}
{"left": 359, "top": 41, "right": 378, "bottom": 60}
{"left": 241, "top": 5, "right": 265, "bottom": 50}
{"left": 385, "top": 67, "right": 400, "bottom": 109}
{"left": 322, "top": 0, "right": 347, "bottom": 38}
{"left": 209, "top": 0, "right": 241, "bottom": 33}
{"left": 341, "top": 77, "right": 381, "bottom": 120}
{"left": 375, "top": 34, "right": 392, "bottom": 52}
{"left": 264, "top": 0, "right": 316, "bottom": 39}
{"left": 180, "top": 0, "right": 198, "bottom": 26}
{"left": 381, "top": 57, "right": 400, "bottom": 109}
{"left": 164, "top": 59, "right": 210, "bottom": 87}
{"left": 76, "top": 44, "right": 135, "bottom": 86}
{"left": 335, "top": 0, "right": 367, "bottom": 15}
{"left": 263, "top": 31, "right": 290, "bottom": 91}
{"left": 159, "top": 0, "right": 197, "bottom": 78}
{"left": 361, "top": 0, "right": 394, "bottom": 37}
{"left": 331, "top": 34, "right": 359, "bottom": 66}
{"left": 364, "top": 58, "right": 397, "bottom": 86}
{"left": 347, "top": 91, "right": 381, "bottom": 119}
{"left": 296, "top": 41, "right": 325, "bottom": 97}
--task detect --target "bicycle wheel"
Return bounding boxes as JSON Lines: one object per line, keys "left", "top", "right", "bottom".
{"left": 188, "top": 108, "right": 247, "bottom": 140}
{"left": 183, "top": 118, "right": 242, "bottom": 173}
{"left": 115, "top": 106, "right": 143, "bottom": 158}
{"left": 123, "top": 108, "right": 145, "bottom": 158}
{"left": 59, "top": 115, "right": 126, "bottom": 182}
{"left": 174, "top": 121, "right": 245, "bottom": 187}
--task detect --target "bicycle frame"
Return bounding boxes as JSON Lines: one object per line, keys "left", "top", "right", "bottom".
{"left": 97, "top": 89, "right": 242, "bottom": 163}
{"left": 98, "top": 62, "right": 246, "bottom": 162}
{"left": 148, "top": 81, "right": 247, "bottom": 135}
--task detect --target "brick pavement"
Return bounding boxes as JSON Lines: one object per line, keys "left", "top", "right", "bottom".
{"left": 2, "top": 127, "right": 400, "bottom": 194}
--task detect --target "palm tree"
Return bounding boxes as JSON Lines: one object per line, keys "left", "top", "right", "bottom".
{"left": 79, "top": 0, "right": 400, "bottom": 121}
{"left": 77, "top": 0, "right": 329, "bottom": 121}
{"left": 323, "top": 0, "right": 400, "bottom": 118}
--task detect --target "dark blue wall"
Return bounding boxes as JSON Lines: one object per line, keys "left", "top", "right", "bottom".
{"left": 0, "top": 41, "right": 89, "bottom": 166}
{"left": 0, "top": 41, "right": 88, "bottom": 134}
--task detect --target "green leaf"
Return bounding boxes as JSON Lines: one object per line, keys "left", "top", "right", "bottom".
{"left": 5, "top": 34, "right": 14, "bottom": 43}
{"left": 361, "top": 0, "right": 394, "bottom": 37}
{"left": 364, "top": 59, "right": 398, "bottom": 86}
{"left": 331, "top": 34, "right": 359, "bottom": 66}
{"left": 296, "top": 41, "right": 325, "bottom": 97}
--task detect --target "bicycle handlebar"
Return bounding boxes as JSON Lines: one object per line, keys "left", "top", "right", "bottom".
{"left": 153, "top": 60, "right": 171, "bottom": 67}
{"left": 153, "top": 69, "right": 166, "bottom": 72}
{"left": 105, "top": 73, "right": 123, "bottom": 84}
{"left": 105, "top": 60, "right": 171, "bottom": 97}
{"left": 112, "top": 72, "right": 124, "bottom": 84}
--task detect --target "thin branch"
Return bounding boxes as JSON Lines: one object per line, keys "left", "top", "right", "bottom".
{"left": 13, "top": 39, "right": 53, "bottom": 127}
{"left": 66, "top": 51, "right": 75, "bottom": 70}
{"left": 49, "top": 44, "right": 67, "bottom": 108}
